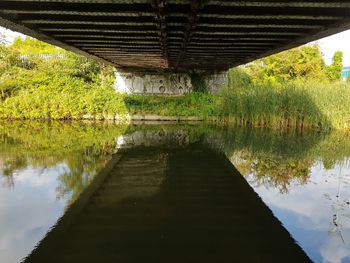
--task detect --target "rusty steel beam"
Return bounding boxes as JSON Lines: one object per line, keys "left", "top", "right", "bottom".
{"left": 152, "top": 0, "right": 169, "bottom": 69}
{"left": 1, "top": 0, "right": 350, "bottom": 72}
{"left": 174, "top": 0, "right": 202, "bottom": 69}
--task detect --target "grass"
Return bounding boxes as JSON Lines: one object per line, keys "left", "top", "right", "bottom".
{"left": 221, "top": 80, "right": 350, "bottom": 130}
{"left": 124, "top": 93, "right": 221, "bottom": 118}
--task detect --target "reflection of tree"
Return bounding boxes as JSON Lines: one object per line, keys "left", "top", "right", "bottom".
{"left": 208, "top": 126, "right": 350, "bottom": 194}
{"left": 233, "top": 152, "right": 311, "bottom": 194}
{"left": 1, "top": 120, "right": 350, "bottom": 207}
{"left": 0, "top": 121, "right": 127, "bottom": 206}
{"left": 0, "top": 155, "right": 28, "bottom": 188}
{"left": 56, "top": 153, "right": 111, "bottom": 207}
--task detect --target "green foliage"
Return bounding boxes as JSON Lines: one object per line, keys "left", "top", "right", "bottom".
{"left": 0, "top": 36, "right": 121, "bottom": 119}
{"left": 222, "top": 44, "right": 348, "bottom": 130}
{"left": 245, "top": 45, "right": 344, "bottom": 84}
{"left": 0, "top": 39, "right": 23, "bottom": 75}
{"left": 0, "top": 69, "right": 129, "bottom": 119}
{"left": 0, "top": 33, "right": 7, "bottom": 63}
{"left": 190, "top": 72, "right": 209, "bottom": 93}
{"left": 11, "top": 36, "right": 60, "bottom": 55}
{"left": 246, "top": 44, "right": 327, "bottom": 83}
{"left": 124, "top": 92, "right": 221, "bottom": 118}
{"left": 1, "top": 36, "right": 112, "bottom": 84}
{"left": 227, "top": 67, "right": 252, "bottom": 89}
{"left": 326, "top": 51, "right": 343, "bottom": 81}
{"left": 57, "top": 51, "right": 102, "bottom": 82}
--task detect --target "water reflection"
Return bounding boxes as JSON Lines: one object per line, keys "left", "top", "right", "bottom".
{"left": 0, "top": 121, "right": 128, "bottom": 263}
{"left": 227, "top": 129, "right": 350, "bottom": 263}
{"left": 0, "top": 165, "right": 66, "bottom": 263}
{"left": 0, "top": 121, "right": 350, "bottom": 262}
{"left": 25, "top": 144, "right": 310, "bottom": 263}
{"left": 0, "top": 121, "right": 128, "bottom": 203}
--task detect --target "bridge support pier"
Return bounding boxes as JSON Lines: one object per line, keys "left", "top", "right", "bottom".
{"left": 202, "top": 71, "right": 228, "bottom": 94}
{"left": 114, "top": 70, "right": 227, "bottom": 95}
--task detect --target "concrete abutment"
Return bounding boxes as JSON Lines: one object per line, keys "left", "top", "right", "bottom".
{"left": 114, "top": 71, "right": 228, "bottom": 95}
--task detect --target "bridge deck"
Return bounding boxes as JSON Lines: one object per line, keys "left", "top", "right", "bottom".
{"left": 25, "top": 146, "right": 311, "bottom": 262}
{"left": 1, "top": 1, "right": 350, "bottom": 72}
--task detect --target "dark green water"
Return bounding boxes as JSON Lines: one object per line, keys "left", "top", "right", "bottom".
{"left": 0, "top": 121, "right": 350, "bottom": 262}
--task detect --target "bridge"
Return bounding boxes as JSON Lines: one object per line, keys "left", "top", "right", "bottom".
{"left": 1, "top": 1, "right": 350, "bottom": 73}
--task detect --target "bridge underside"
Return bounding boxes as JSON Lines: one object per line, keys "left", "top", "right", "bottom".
{"left": 1, "top": 1, "right": 350, "bottom": 73}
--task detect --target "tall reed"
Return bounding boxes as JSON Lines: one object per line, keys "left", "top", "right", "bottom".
{"left": 221, "top": 80, "right": 350, "bottom": 130}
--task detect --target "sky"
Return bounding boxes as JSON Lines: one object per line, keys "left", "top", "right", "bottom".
{"left": 316, "top": 29, "right": 350, "bottom": 66}
{"left": 1, "top": 26, "right": 350, "bottom": 66}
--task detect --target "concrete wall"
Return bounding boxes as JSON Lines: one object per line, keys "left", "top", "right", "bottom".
{"left": 203, "top": 71, "right": 228, "bottom": 94}
{"left": 115, "top": 72, "right": 192, "bottom": 95}
{"left": 114, "top": 71, "right": 228, "bottom": 95}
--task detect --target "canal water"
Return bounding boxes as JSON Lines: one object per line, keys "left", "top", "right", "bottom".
{"left": 0, "top": 121, "right": 350, "bottom": 262}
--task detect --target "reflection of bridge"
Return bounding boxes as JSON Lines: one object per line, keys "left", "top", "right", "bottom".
{"left": 1, "top": 1, "right": 350, "bottom": 73}
{"left": 24, "top": 140, "right": 311, "bottom": 262}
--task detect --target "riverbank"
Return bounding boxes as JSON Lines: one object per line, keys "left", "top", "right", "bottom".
{"left": 1, "top": 80, "right": 350, "bottom": 131}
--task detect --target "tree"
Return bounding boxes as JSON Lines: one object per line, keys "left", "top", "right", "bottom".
{"left": 0, "top": 35, "right": 23, "bottom": 74}
{"left": 0, "top": 33, "right": 10, "bottom": 72}
{"left": 0, "top": 32, "right": 6, "bottom": 55}
{"left": 326, "top": 51, "right": 343, "bottom": 82}
{"left": 11, "top": 36, "right": 60, "bottom": 55}
{"left": 245, "top": 44, "right": 327, "bottom": 84}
